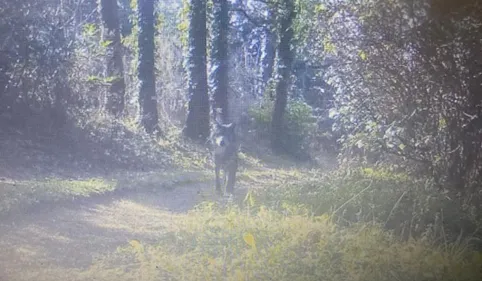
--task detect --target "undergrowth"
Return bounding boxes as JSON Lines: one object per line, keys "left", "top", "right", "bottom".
{"left": 77, "top": 164, "right": 482, "bottom": 281}
{"left": 260, "top": 166, "right": 482, "bottom": 244}
{"left": 86, "top": 202, "right": 482, "bottom": 281}
{"left": 249, "top": 97, "right": 317, "bottom": 159}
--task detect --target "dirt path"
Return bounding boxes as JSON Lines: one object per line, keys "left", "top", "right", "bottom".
{"left": 0, "top": 180, "right": 226, "bottom": 281}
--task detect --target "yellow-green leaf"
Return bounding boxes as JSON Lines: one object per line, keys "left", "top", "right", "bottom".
{"left": 243, "top": 232, "right": 257, "bottom": 251}
{"left": 129, "top": 239, "right": 144, "bottom": 253}
{"left": 359, "top": 50, "right": 367, "bottom": 61}
{"left": 439, "top": 118, "right": 447, "bottom": 129}
{"left": 315, "top": 4, "right": 326, "bottom": 13}
{"left": 100, "top": 40, "right": 113, "bottom": 48}
{"left": 323, "top": 38, "right": 336, "bottom": 54}
{"left": 130, "top": 0, "right": 137, "bottom": 10}
{"left": 83, "top": 23, "right": 97, "bottom": 37}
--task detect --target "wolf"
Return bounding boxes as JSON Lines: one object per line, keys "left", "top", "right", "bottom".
{"left": 211, "top": 120, "right": 238, "bottom": 195}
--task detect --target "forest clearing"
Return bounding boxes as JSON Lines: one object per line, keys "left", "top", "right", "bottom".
{"left": 1, "top": 0, "right": 482, "bottom": 280}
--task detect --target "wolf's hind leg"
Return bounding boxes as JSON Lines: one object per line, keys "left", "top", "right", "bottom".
{"left": 226, "top": 163, "right": 237, "bottom": 195}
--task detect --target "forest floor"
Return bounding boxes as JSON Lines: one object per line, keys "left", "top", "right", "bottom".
{"left": 0, "top": 128, "right": 317, "bottom": 281}
{"left": 0, "top": 177, "right": 229, "bottom": 281}
{"left": 0, "top": 180, "right": 206, "bottom": 280}
{"left": 0, "top": 163, "right": 308, "bottom": 281}
{"left": 1, "top": 128, "right": 481, "bottom": 281}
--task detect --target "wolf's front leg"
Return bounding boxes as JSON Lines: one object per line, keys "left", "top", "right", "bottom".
{"left": 215, "top": 165, "right": 222, "bottom": 194}
{"left": 226, "top": 162, "right": 237, "bottom": 195}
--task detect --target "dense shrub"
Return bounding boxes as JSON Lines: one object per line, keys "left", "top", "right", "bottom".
{"left": 260, "top": 166, "right": 482, "bottom": 244}
{"left": 249, "top": 98, "right": 317, "bottom": 159}
{"left": 325, "top": 0, "right": 482, "bottom": 193}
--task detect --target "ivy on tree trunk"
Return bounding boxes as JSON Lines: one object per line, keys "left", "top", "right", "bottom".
{"left": 209, "top": 0, "right": 229, "bottom": 123}
{"left": 99, "top": 0, "right": 126, "bottom": 117}
{"left": 261, "top": 8, "right": 276, "bottom": 96}
{"left": 271, "top": 0, "right": 295, "bottom": 153}
{"left": 137, "top": 0, "right": 159, "bottom": 134}
{"left": 183, "top": 0, "right": 210, "bottom": 141}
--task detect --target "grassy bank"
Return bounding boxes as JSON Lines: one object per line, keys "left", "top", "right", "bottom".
{"left": 0, "top": 170, "right": 210, "bottom": 215}
{"left": 42, "top": 166, "right": 481, "bottom": 281}
{"left": 66, "top": 202, "right": 482, "bottom": 281}
{"left": 259, "top": 167, "right": 482, "bottom": 243}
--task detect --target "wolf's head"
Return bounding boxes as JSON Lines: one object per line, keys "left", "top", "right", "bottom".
{"left": 213, "top": 121, "right": 236, "bottom": 150}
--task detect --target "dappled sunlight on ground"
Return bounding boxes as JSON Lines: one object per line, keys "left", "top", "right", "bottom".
{"left": 0, "top": 181, "right": 216, "bottom": 281}
{"left": 1, "top": 162, "right": 481, "bottom": 281}
{"left": 83, "top": 200, "right": 183, "bottom": 237}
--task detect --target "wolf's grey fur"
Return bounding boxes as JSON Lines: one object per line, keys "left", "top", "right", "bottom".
{"left": 211, "top": 121, "right": 238, "bottom": 195}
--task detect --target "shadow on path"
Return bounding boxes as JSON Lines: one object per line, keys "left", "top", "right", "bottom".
{"left": 0, "top": 180, "right": 242, "bottom": 281}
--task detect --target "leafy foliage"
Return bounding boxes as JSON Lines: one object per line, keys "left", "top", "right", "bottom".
{"left": 2, "top": 1, "right": 482, "bottom": 279}
{"left": 261, "top": 166, "right": 482, "bottom": 244}
{"left": 0, "top": 0, "right": 76, "bottom": 130}
{"left": 250, "top": 98, "right": 316, "bottom": 158}
{"left": 322, "top": 0, "right": 482, "bottom": 193}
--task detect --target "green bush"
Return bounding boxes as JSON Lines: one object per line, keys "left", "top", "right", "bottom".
{"left": 260, "top": 166, "right": 482, "bottom": 244}
{"left": 249, "top": 98, "right": 316, "bottom": 159}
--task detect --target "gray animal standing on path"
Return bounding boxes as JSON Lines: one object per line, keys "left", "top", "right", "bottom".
{"left": 211, "top": 120, "right": 238, "bottom": 195}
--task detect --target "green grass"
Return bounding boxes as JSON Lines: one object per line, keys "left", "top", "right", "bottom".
{"left": 4, "top": 162, "right": 482, "bottom": 281}
{"left": 79, "top": 203, "right": 482, "bottom": 281}
{"left": 53, "top": 165, "right": 482, "bottom": 281}
{"left": 0, "top": 170, "right": 211, "bottom": 215}
{"left": 0, "top": 178, "right": 115, "bottom": 213}
{"left": 3, "top": 128, "right": 482, "bottom": 281}
{"left": 259, "top": 167, "right": 482, "bottom": 241}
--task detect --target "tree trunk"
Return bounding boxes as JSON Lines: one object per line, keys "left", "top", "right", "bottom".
{"left": 99, "top": 0, "right": 125, "bottom": 117}
{"left": 271, "top": 0, "right": 295, "bottom": 153}
{"left": 209, "top": 0, "right": 229, "bottom": 123}
{"left": 183, "top": 0, "right": 210, "bottom": 141}
{"left": 260, "top": 8, "right": 276, "bottom": 96}
{"left": 137, "top": 0, "right": 159, "bottom": 134}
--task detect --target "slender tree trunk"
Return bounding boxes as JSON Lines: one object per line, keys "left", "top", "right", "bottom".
{"left": 271, "top": 0, "right": 295, "bottom": 153}
{"left": 209, "top": 0, "right": 229, "bottom": 123}
{"left": 183, "top": 0, "right": 210, "bottom": 141}
{"left": 260, "top": 8, "right": 276, "bottom": 96}
{"left": 137, "top": 0, "right": 159, "bottom": 134}
{"left": 99, "top": 0, "right": 125, "bottom": 117}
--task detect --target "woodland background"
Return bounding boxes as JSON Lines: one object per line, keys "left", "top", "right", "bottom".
{"left": 1, "top": 0, "right": 482, "bottom": 280}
